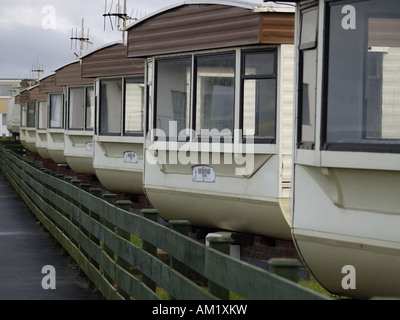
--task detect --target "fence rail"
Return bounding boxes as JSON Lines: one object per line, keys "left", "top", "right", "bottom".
{"left": 0, "top": 141, "right": 328, "bottom": 300}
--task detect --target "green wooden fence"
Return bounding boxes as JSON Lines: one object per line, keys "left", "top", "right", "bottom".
{"left": 0, "top": 142, "right": 328, "bottom": 300}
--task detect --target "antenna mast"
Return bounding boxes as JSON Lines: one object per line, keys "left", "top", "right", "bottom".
{"left": 70, "top": 18, "right": 93, "bottom": 57}
{"left": 103, "top": 0, "right": 142, "bottom": 44}
{"left": 31, "top": 55, "right": 44, "bottom": 80}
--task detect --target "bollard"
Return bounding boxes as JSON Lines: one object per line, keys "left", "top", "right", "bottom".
{"left": 268, "top": 258, "right": 302, "bottom": 283}
{"left": 141, "top": 209, "right": 160, "bottom": 292}
{"left": 207, "top": 236, "right": 234, "bottom": 300}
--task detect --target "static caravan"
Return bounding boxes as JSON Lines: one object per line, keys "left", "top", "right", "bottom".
{"left": 54, "top": 60, "right": 95, "bottom": 174}
{"left": 127, "top": 1, "right": 295, "bottom": 239}
{"left": 290, "top": 0, "right": 400, "bottom": 299}
{"left": 81, "top": 42, "right": 145, "bottom": 193}
{"left": 36, "top": 74, "right": 64, "bottom": 160}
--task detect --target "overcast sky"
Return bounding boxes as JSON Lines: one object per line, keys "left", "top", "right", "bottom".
{"left": 0, "top": 0, "right": 265, "bottom": 79}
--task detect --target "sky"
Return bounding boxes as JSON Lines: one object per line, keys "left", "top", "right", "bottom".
{"left": 0, "top": 0, "right": 266, "bottom": 80}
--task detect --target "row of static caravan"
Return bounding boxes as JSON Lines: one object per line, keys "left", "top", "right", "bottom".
{"left": 18, "top": 42, "right": 145, "bottom": 195}
{"left": 16, "top": 0, "right": 295, "bottom": 240}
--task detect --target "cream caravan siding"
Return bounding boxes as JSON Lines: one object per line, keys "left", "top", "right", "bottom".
{"left": 279, "top": 44, "right": 294, "bottom": 198}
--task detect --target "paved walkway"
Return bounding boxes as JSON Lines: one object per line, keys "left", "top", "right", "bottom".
{"left": 0, "top": 172, "right": 101, "bottom": 300}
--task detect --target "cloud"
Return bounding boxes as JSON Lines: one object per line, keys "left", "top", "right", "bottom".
{"left": 0, "top": 0, "right": 265, "bottom": 79}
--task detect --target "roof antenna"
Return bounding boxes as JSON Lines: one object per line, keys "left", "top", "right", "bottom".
{"left": 103, "top": 0, "right": 144, "bottom": 44}
{"left": 31, "top": 55, "right": 44, "bottom": 80}
{"left": 70, "top": 18, "right": 93, "bottom": 58}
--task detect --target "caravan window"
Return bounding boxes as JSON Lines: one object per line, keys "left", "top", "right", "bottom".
{"left": 100, "top": 78, "right": 122, "bottom": 135}
{"left": 298, "top": 6, "right": 318, "bottom": 149}
{"left": 324, "top": 0, "right": 400, "bottom": 152}
{"left": 86, "top": 86, "right": 95, "bottom": 130}
{"left": 68, "top": 86, "right": 94, "bottom": 130}
{"left": 242, "top": 50, "right": 277, "bottom": 142}
{"left": 27, "top": 102, "right": 36, "bottom": 128}
{"left": 100, "top": 77, "right": 144, "bottom": 136}
{"left": 21, "top": 105, "right": 27, "bottom": 127}
{"left": 155, "top": 57, "right": 192, "bottom": 139}
{"left": 195, "top": 53, "right": 235, "bottom": 137}
{"left": 49, "top": 94, "right": 64, "bottom": 128}
{"left": 38, "top": 101, "right": 47, "bottom": 130}
{"left": 152, "top": 48, "right": 279, "bottom": 143}
{"left": 125, "top": 76, "right": 145, "bottom": 134}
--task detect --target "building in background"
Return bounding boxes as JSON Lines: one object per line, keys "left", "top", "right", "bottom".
{"left": 1, "top": 79, "right": 20, "bottom": 137}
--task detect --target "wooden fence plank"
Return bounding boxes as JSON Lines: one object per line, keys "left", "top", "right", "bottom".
{"left": 0, "top": 144, "right": 329, "bottom": 300}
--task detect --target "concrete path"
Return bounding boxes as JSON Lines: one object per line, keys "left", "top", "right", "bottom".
{"left": 0, "top": 172, "right": 101, "bottom": 300}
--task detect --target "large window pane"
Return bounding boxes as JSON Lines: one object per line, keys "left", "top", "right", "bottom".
{"left": 69, "top": 87, "right": 85, "bottom": 129}
{"left": 38, "top": 101, "right": 47, "bottom": 130}
{"left": 156, "top": 58, "right": 191, "bottom": 138}
{"left": 49, "top": 94, "right": 63, "bottom": 128}
{"left": 326, "top": 0, "right": 400, "bottom": 148}
{"left": 27, "top": 102, "right": 35, "bottom": 128}
{"left": 195, "top": 53, "right": 235, "bottom": 135}
{"left": 125, "top": 77, "right": 144, "bottom": 134}
{"left": 86, "top": 86, "right": 94, "bottom": 130}
{"left": 243, "top": 79, "right": 276, "bottom": 139}
{"left": 100, "top": 79, "right": 122, "bottom": 135}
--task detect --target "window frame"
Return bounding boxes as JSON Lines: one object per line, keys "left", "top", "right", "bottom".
{"left": 152, "top": 48, "right": 279, "bottom": 144}
{"left": 123, "top": 76, "right": 145, "bottom": 137}
{"left": 67, "top": 86, "right": 94, "bottom": 131}
{"left": 37, "top": 100, "right": 48, "bottom": 130}
{"left": 153, "top": 55, "right": 193, "bottom": 141}
{"left": 322, "top": 0, "right": 400, "bottom": 154}
{"left": 240, "top": 48, "right": 278, "bottom": 144}
{"left": 297, "top": 5, "right": 319, "bottom": 150}
{"left": 99, "top": 76, "right": 144, "bottom": 137}
{"left": 49, "top": 93, "right": 65, "bottom": 129}
{"left": 26, "top": 101, "right": 36, "bottom": 128}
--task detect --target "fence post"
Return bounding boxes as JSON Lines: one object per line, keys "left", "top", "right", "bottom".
{"left": 268, "top": 258, "right": 302, "bottom": 283}
{"left": 169, "top": 220, "right": 191, "bottom": 277}
{"left": 141, "top": 209, "right": 159, "bottom": 292}
{"left": 79, "top": 183, "right": 91, "bottom": 193}
{"left": 115, "top": 200, "right": 134, "bottom": 298}
{"left": 168, "top": 220, "right": 191, "bottom": 300}
{"left": 207, "top": 236, "right": 234, "bottom": 300}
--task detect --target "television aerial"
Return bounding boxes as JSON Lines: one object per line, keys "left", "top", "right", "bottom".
{"left": 71, "top": 18, "right": 93, "bottom": 58}
{"left": 103, "top": 0, "right": 144, "bottom": 44}
{"left": 31, "top": 55, "right": 44, "bottom": 80}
